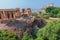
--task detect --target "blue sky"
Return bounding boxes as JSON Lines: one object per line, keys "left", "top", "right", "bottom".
{"left": 0, "top": 0, "right": 60, "bottom": 10}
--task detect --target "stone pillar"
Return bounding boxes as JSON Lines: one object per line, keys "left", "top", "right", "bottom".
{"left": 18, "top": 10, "right": 20, "bottom": 16}
{"left": 1, "top": 11, "right": 4, "bottom": 20}
{"left": 9, "top": 12, "right": 12, "bottom": 19}
{"left": 3, "top": 11, "right": 7, "bottom": 20}
{"left": 5, "top": 11, "right": 8, "bottom": 20}
{"left": 13, "top": 11, "right": 16, "bottom": 19}
{"left": 16, "top": 8, "right": 20, "bottom": 17}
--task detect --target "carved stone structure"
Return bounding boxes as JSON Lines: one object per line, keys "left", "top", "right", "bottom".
{"left": 0, "top": 8, "right": 31, "bottom": 21}
{"left": 0, "top": 8, "right": 20, "bottom": 20}
{"left": 25, "top": 8, "right": 31, "bottom": 15}
{"left": 21, "top": 8, "right": 31, "bottom": 16}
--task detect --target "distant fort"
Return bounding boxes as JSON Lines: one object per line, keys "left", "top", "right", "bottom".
{"left": 0, "top": 8, "right": 31, "bottom": 20}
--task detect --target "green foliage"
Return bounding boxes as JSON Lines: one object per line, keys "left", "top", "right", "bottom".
{"left": 48, "top": 13, "right": 53, "bottom": 17}
{"left": 0, "top": 30, "right": 20, "bottom": 40}
{"left": 22, "top": 6, "right": 60, "bottom": 40}
{"left": 45, "top": 6, "right": 55, "bottom": 13}
{"left": 57, "top": 11, "right": 60, "bottom": 18}
{"left": 32, "top": 28, "right": 39, "bottom": 39}
{"left": 32, "top": 12, "right": 38, "bottom": 17}
{"left": 45, "top": 6, "right": 60, "bottom": 17}
{"left": 51, "top": 9, "right": 59, "bottom": 17}
{"left": 35, "top": 37, "right": 43, "bottom": 40}
{"left": 22, "top": 32, "right": 33, "bottom": 40}
{"left": 36, "top": 20, "right": 60, "bottom": 40}
{"left": 41, "top": 13, "right": 49, "bottom": 19}
{"left": 22, "top": 19, "right": 60, "bottom": 40}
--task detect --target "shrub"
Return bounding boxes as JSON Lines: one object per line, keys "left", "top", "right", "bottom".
{"left": 41, "top": 13, "right": 49, "bottom": 19}
{"left": 22, "top": 32, "right": 33, "bottom": 40}
{"left": 32, "top": 12, "right": 38, "bottom": 17}
{"left": 57, "top": 12, "right": 60, "bottom": 18}
{"left": 45, "top": 6, "right": 60, "bottom": 18}
{"left": 0, "top": 30, "right": 20, "bottom": 40}
{"left": 48, "top": 13, "right": 54, "bottom": 17}
{"left": 36, "top": 20, "right": 60, "bottom": 40}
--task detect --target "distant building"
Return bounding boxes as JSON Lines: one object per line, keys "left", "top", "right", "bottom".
{"left": 44, "top": 3, "right": 54, "bottom": 8}
{"left": 40, "top": 3, "right": 54, "bottom": 13}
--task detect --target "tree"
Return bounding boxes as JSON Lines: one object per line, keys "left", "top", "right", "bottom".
{"left": 45, "top": 6, "right": 55, "bottom": 13}
{"left": 45, "top": 6, "right": 60, "bottom": 17}
{"left": 51, "top": 9, "right": 59, "bottom": 17}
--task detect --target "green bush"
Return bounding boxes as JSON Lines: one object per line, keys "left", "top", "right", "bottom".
{"left": 51, "top": 9, "right": 58, "bottom": 17}
{"left": 48, "top": 13, "right": 53, "bottom": 17}
{"left": 45, "top": 6, "right": 60, "bottom": 18}
{"left": 36, "top": 20, "right": 60, "bottom": 40}
{"left": 57, "top": 13, "right": 60, "bottom": 18}
{"left": 32, "top": 12, "right": 38, "bottom": 17}
{"left": 0, "top": 30, "right": 20, "bottom": 40}
{"left": 57, "top": 12, "right": 60, "bottom": 18}
{"left": 41, "top": 13, "right": 49, "bottom": 19}
{"left": 22, "top": 32, "right": 33, "bottom": 40}
{"left": 22, "top": 19, "right": 60, "bottom": 40}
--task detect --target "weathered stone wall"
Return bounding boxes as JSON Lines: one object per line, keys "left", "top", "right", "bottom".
{"left": 0, "top": 8, "right": 31, "bottom": 21}
{"left": 0, "top": 8, "right": 20, "bottom": 20}
{"left": 21, "top": 8, "right": 31, "bottom": 16}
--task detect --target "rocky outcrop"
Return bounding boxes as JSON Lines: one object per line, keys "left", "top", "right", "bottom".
{"left": 2, "top": 15, "right": 45, "bottom": 37}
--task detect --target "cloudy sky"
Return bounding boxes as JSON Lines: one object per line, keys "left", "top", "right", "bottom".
{"left": 0, "top": 0, "right": 60, "bottom": 9}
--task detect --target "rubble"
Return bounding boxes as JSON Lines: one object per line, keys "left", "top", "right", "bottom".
{"left": 0, "top": 15, "right": 45, "bottom": 37}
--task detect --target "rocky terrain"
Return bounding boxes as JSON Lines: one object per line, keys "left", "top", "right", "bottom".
{"left": 0, "top": 15, "right": 45, "bottom": 37}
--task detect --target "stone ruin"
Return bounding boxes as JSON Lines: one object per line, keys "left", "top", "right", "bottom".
{"left": 0, "top": 8, "right": 46, "bottom": 38}
{"left": 0, "top": 8, "right": 31, "bottom": 21}
{"left": 3, "top": 14, "right": 46, "bottom": 38}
